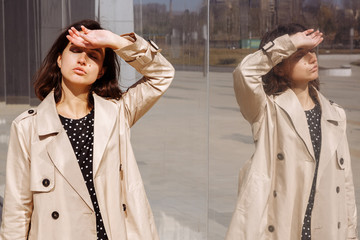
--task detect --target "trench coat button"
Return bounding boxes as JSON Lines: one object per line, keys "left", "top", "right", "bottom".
{"left": 339, "top": 158, "right": 344, "bottom": 165}
{"left": 268, "top": 225, "right": 275, "bottom": 232}
{"left": 277, "top": 153, "right": 284, "bottom": 160}
{"left": 42, "top": 178, "right": 50, "bottom": 187}
{"left": 338, "top": 222, "right": 341, "bottom": 229}
{"left": 336, "top": 186, "right": 340, "bottom": 193}
{"left": 273, "top": 190, "right": 277, "bottom": 197}
{"left": 51, "top": 211, "right": 59, "bottom": 219}
{"left": 28, "top": 109, "right": 34, "bottom": 114}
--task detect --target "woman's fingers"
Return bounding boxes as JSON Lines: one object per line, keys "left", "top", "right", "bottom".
{"left": 306, "top": 29, "right": 324, "bottom": 48}
{"left": 81, "top": 25, "right": 90, "bottom": 34}
{"left": 66, "top": 26, "right": 94, "bottom": 48}
{"left": 79, "top": 32, "right": 93, "bottom": 45}
{"left": 304, "top": 29, "right": 315, "bottom": 35}
{"left": 291, "top": 29, "right": 324, "bottom": 49}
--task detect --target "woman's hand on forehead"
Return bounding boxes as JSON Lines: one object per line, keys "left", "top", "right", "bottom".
{"left": 289, "top": 29, "right": 324, "bottom": 50}
{"left": 66, "top": 25, "right": 132, "bottom": 50}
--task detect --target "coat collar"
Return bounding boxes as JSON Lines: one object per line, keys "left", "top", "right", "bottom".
{"left": 36, "top": 91, "right": 118, "bottom": 210}
{"left": 37, "top": 91, "right": 63, "bottom": 136}
{"left": 274, "top": 89, "right": 316, "bottom": 160}
{"left": 274, "top": 88, "right": 345, "bottom": 180}
{"left": 274, "top": 88, "right": 345, "bottom": 162}
{"left": 92, "top": 93, "right": 117, "bottom": 176}
{"left": 317, "top": 92, "right": 345, "bottom": 180}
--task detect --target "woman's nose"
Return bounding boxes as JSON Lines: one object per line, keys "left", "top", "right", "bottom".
{"left": 307, "top": 52, "right": 317, "bottom": 64}
{"left": 77, "top": 52, "right": 87, "bottom": 65}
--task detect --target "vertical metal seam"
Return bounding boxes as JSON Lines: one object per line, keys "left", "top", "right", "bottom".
{"left": 206, "top": 0, "right": 210, "bottom": 239}
{"left": 26, "top": 0, "right": 31, "bottom": 104}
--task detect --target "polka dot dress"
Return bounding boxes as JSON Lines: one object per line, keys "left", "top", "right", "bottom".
{"left": 59, "top": 109, "right": 108, "bottom": 240}
{"left": 301, "top": 102, "right": 322, "bottom": 240}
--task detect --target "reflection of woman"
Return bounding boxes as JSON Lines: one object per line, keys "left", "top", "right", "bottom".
{"left": 227, "top": 23, "right": 358, "bottom": 239}
{"left": 0, "top": 19, "right": 174, "bottom": 240}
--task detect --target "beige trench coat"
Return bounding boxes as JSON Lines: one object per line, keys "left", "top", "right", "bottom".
{"left": 226, "top": 34, "right": 358, "bottom": 240}
{"left": 0, "top": 33, "right": 174, "bottom": 240}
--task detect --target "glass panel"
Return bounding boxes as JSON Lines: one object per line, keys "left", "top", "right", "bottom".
{"left": 0, "top": 0, "right": 4, "bottom": 102}
{"left": 1, "top": 0, "right": 359, "bottom": 238}
{"left": 132, "top": 0, "right": 209, "bottom": 239}
{"left": 209, "top": 0, "right": 360, "bottom": 238}
{"left": 3, "top": 0, "right": 30, "bottom": 104}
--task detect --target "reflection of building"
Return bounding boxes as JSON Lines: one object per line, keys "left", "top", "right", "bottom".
{"left": 276, "top": 0, "right": 304, "bottom": 25}
{"left": 210, "top": 0, "right": 305, "bottom": 44}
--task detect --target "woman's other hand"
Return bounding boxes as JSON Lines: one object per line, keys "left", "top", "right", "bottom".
{"left": 66, "top": 25, "right": 133, "bottom": 50}
{"left": 290, "top": 29, "right": 324, "bottom": 50}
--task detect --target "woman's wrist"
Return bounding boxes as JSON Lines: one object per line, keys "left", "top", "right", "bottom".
{"left": 109, "top": 32, "right": 133, "bottom": 50}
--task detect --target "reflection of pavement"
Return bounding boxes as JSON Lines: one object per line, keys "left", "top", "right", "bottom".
{"left": 132, "top": 54, "right": 360, "bottom": 239}
{"left": 0, "top": 54, "right": 359, "bottom": 239}
{"left": 0, "top": 103, "right": 31, "bottom": 198}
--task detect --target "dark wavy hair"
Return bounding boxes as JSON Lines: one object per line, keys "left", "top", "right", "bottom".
{"left": 34, "top": 19, "right": 121, "bottom": 108}
{"left": 259, "top": 23, "right": 320, "bottom": 98}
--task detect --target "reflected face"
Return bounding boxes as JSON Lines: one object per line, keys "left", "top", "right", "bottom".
{"left": 57, "top": 43, "right": 105, "bottom": 89}
{"left": 281, "top": 49, "right": 318, "bottom": 88}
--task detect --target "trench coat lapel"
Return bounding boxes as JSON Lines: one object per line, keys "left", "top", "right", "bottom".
{"left": 92, "top": 94, "right": 117, "bottom": 176}
{"left": 37, "top": 92, "right": 94, "bottom": 211}
{"left": 274, "top": 89, "right": 315, "bottom": 160}
{"left": 317, "top": 92, "right": 345, "bottom": 181}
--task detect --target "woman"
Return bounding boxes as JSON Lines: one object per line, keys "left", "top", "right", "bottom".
{"left": 0, "top": 19, "right": 174, "bottom": 240}
{"left": 226, "top": 23, "right": 357, "bottom": 239}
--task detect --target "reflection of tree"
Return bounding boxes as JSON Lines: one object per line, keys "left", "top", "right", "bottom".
{"left": 134, "top": 2, "right": 208, "bottom": 65}
{"left": 134, "top": 3, "right": 171, "bottom": 35}
{"left": 318, "top": 5, "right": 336, "bottom": 34}
{"left": 134, "top": 0, "right": 359, "bottom": 53}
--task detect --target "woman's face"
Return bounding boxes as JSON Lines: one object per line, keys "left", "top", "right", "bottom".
{"left": 281, "top": 49, "right": 318, "bottom": 88}
{"left": 57, "top": 42, "right": 105, "bottom": 89}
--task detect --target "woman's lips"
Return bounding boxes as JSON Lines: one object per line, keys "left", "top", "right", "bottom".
{"left": 310, "top": 65, "right": 318, "bottom": 72}
{"left": 73, "top": 67, "right": 86, "bottom": 75}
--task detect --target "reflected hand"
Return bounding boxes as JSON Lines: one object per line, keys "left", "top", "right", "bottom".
{"left": 66, "top": 26, "right": 132, "bottom": 50}
{"left": 290, "top": 29, "right": 324, "bottom": 50}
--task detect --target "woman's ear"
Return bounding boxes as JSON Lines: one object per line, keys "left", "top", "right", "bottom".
{"left": 57, "top": 54, "right": 62, "bottom": 68}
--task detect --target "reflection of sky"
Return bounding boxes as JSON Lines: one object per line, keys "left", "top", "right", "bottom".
{"left": 135, "top": 0, "right": 203, "bottom": 11}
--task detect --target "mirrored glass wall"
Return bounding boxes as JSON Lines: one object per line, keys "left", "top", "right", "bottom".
{"left": 132, "top": 0, "right": 209, "bottom": 239}
{"left": 0, "top": 0, "right": 359, "bottom": 238}
{"left": 208, "top": 0, "right": 360, "bottom": 239}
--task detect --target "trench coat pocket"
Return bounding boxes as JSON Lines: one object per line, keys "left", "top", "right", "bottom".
{"left": 237, "top": 172, "right": 270, "bottom": 214}
{"left": 336, "top": 150, "right": 346, "bottom": 170}
{"left": 30, "top": 158, "right": 55, "bottom": 192}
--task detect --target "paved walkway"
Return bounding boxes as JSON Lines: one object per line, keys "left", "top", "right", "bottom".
{"left": 0, "top": 54, "right": 359, "bottom": 239}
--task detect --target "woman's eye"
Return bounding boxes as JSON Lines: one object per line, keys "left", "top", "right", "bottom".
{"left": 70, "top": 47, "right": 82, "bottom": 53}
{"left": 89, "top": 53, "right": 98, "bottom": 60}
{"left": 295, "top": 53, "right": 304, "bottom": 59}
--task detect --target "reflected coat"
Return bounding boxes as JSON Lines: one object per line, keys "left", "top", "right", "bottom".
{"left": 226, "top": 35, "right": 358, "bottom": 240}
{"left": 0, "top": 33, "right": 174, "bottom": 240}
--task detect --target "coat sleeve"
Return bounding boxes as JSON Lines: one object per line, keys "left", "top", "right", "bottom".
{"left": 115, "top": 33, "right": 175, "bottom": 127}
{"left": 0, "top": 121, "right": 32, "bottom": 240}
{"left": 233, "top": 34, "right": 297, "bottom": 125}
{"left": 344, "top": 152, "right": 358, "bottom": 239}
